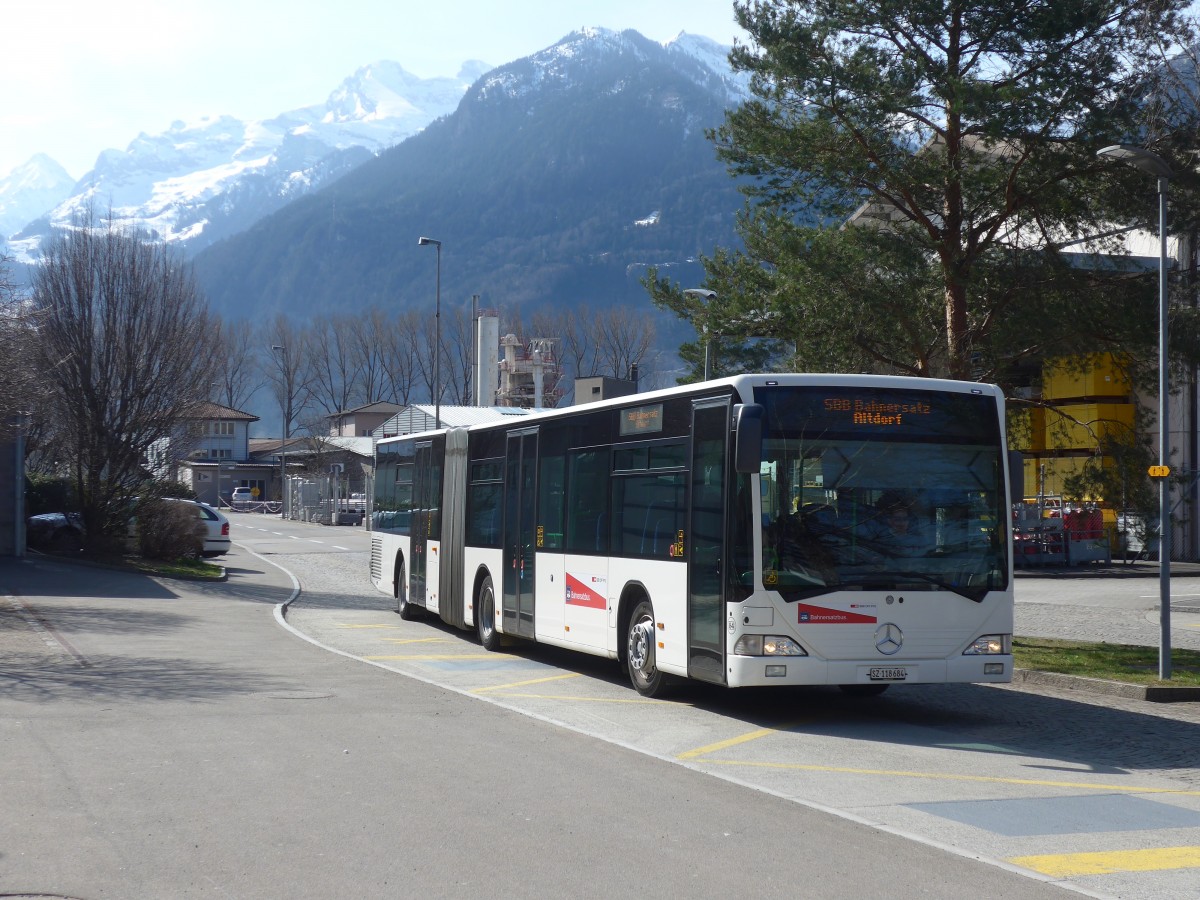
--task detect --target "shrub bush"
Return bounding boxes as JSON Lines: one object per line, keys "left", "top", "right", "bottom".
{"left": 25, "top": 474, "right": 76, "bottom": 517}
{"left": 143, "top": 479, "right": 197, "bottom": 501}
{"left": 135, "top": 499, "right": 205, "bottom": 560}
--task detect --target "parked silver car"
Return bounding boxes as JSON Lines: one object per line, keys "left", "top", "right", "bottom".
{"left": 162, "top": 498, "right": 231, "bottom": 557}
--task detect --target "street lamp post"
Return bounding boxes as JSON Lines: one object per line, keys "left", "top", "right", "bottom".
{"left": 1097, "top": 143, "right": 1173, "bottom": 679}
{"left": 271, "top": 344, "right": 289, "bottom": 518}
{"left": 210, "top": 381, "right": 222, "bottom": 508}
{"left": 683, "top": 288, "right": 718, "bottom": 381}
{"left": 418, "top": 236, "right": 442, "bottom": 428}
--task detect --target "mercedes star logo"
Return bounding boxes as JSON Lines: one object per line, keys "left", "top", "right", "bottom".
{"left": 875, "top": 623, "right": 903, "bottom": 655}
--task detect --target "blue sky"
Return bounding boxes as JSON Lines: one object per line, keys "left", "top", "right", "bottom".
{"left": 2, "top": 0, "right": 746, "bottom": 179}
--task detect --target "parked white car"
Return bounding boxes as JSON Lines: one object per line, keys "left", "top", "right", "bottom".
{"left": 231, "top": 486, "right": 253, "bottom": 509}
{"left": 163, "top": 498, "right": 231, "bottom": 557}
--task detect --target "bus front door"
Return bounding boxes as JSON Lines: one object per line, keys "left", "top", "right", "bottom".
{"left": 503, "top": 430, "right": 538, "bottom": 639}
{"left": 688, "top": 401, "right": 729, "bottom": 683}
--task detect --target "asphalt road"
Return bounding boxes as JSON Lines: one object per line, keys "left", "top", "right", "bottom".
{"left": 3, "top": 517, "right": 1200, "bottom": 899}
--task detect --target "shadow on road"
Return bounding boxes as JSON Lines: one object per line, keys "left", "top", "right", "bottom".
{"left": 0, "top": 652, "right": 293, "bottom": 704}
{"left": 3, "top": 557, "right": 180, "bottom": 600}
{"left": 4, "top": 601, "right": 196, "bottom": 636}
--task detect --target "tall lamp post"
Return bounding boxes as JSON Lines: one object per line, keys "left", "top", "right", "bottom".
{"left": 1097, "top": 143, "right": 1173, "bottom": 679}
{"left": 210, "top": 380, "right": 223, "bottom": 508}
{"left": 271, "top": 344, "right": 289, "bottom": 518}
{"left": 683, "top": 288, "right": 718, "bottom": 381}
{"left": 418, "top": 236, "right": 442, "bottom": 428}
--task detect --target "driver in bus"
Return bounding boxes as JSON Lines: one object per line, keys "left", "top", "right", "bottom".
{"left": 868, "top": 491, "right": 925, "bottom": 557}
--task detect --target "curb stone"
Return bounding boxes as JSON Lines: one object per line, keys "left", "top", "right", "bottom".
{"left": 1013, "top": 668, "right": 1200, "bottom": 703}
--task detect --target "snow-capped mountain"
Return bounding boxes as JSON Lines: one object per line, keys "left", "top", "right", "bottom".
{"left": 6, "top": 60, "right": 492, "bottom": 258}
{"left": 664, "top": 31, "right": 752, "bottom": 104}
{"left": 195, "top": 27, "right": 749, "bottom": 324}
{"left": 477, "top": 28, "right": 749, "bottom": 107}
{"left": 0, "top": 154, "right": 76, "bottom": 243}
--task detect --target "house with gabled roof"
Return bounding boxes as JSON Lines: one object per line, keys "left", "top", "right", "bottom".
{"left": 166, "top": 402, "right": 278, "bottom": 507}
{"left": 327, "top": 401, "right": 403, "bottom": 437}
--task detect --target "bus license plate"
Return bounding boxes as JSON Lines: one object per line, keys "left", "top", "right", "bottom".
{"left": 869, "top": 667, "right": 907, "bottom": 681}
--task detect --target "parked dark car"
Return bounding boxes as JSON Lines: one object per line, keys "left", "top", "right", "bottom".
{"left": 26, "top": 512, "right": 85, "bottom": 551}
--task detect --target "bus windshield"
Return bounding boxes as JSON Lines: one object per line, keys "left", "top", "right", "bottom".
{"left": 754, "top": 385, "right": 1008, "bottom": 603}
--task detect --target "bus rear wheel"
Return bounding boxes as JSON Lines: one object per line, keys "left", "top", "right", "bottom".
{"left": 395, "top": 561, "right": 419, "bottom": 620}
{"left": 626, "top": 599, "right": 669, "bottom": 698}
{"left": 477, "top": 575, "right": 500, "bottom": 651}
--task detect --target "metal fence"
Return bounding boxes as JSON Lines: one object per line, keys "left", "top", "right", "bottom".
{"left": 282, "top": 475, "right": 368, "bottom": 527}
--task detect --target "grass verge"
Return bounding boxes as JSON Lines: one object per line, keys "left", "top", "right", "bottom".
{"left": 43, "top": 550, "right": 225, "bottom": 580}
{"left": 1013, "top": 637, "right": 1200, "bottom": 687}
{"left": 113, "top": 555, "right": 225, "bottom": 580}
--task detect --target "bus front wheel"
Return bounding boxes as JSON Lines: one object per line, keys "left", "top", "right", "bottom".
{"left": 626, "top": 599, "right": 669, "bottom": 697}
{"left": 477, "top": 575, "right": 500, "bottom": 651}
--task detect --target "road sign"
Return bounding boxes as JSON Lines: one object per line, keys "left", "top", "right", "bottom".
{"left": 251, "top": 486, "right": 261, "bottom": 497}
{"left": 1149, "top": 465, "right": 1171, "bottom": 478}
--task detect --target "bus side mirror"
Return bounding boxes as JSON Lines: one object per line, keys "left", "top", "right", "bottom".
{"left": 733, "top": 404, "right": 764, "bottom": 474}
{"left": 1007, "top": 450, "right": 1024, "bottom": 506}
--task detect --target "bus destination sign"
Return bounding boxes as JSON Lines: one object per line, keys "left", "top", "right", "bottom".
{"left": 619, "top": 403, "right": 664, "bottom": 436}
{"left": 824, "top": 396, "right": 932, "bottom": 427}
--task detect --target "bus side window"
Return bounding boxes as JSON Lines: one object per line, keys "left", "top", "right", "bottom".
{"left": 566, "top": 449, "right": 608, "bottom": 554}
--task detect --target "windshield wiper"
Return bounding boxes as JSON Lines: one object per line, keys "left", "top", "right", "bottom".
{"left": 840, "top": 570, "right": 988, "bottom": 603}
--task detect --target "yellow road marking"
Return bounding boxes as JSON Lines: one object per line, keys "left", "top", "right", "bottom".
{"left": 337, "top": 623, "right": 405, "bottom": 629}
{"left": 365, "top": 653, "right": 511, "bottom": 661}
{"left": 677, "top": 727, "right": 781, "bottom": 760}
{"left": 489, "top": 691, "right": 659, "bottom": 704}
{"left": 1010, "top": 846, "right": 1200, "bottom": 877}
{"left": 473, "top": 673, "right": 582, "bottom": 693}
{"left": 697, "top": 758, "right": 1200, "bottom": 795}
{"left": 380, "top": 637, "right": 452, "bottom": 645}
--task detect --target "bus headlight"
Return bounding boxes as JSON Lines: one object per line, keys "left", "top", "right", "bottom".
{"left": 734, "top": 635, "right": 807, "bottom": 656}
{"left": 963, "top": 634, "right": 1011, "bottom": 655}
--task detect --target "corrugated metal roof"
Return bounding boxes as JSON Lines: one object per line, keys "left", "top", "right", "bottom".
{"left": 375, "top": 405, "right": 535, "bottom": 437}
{"left": 329, "top": 401, "right": 404, "bottom": 417}
{"left": 321, "top": 436, "right": 375, "bottom": 456}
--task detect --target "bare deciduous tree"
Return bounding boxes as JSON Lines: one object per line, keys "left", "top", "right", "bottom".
{"left": 32, "top": 215, "right": 219, "bottom": 549}
{"left": 212, "top": 318, "right": 263, "bottom": 411}
{"left": 263, "top": 316, "right": 314, "bottom": 439}
{"left": 381, "top": 310, "right": 421, "bottom": 405}
{"left": 350, "top": 309, "right": 391, "bottom": 403}
{"left": 556, "top": 304, "right": 655, "bottom": 389}
{"left": 444, "top": 305, "right": 476, "bottom": 406}
{"left": 0, "top": 253, "right": 40, "bottom": 437}
{"left": 308, "top": 313, "right": 365, "bottom": 417}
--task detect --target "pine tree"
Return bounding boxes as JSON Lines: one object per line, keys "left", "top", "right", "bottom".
{"left": 649, "top": 0, "right": 1200, "bottom": 388}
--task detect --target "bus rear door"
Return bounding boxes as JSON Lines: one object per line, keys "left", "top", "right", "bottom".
{"left": 410, "top": 440, "right": 435, "bottom": 611}
{"left": 503, "top": 429, "right": 538, "bottom": 639}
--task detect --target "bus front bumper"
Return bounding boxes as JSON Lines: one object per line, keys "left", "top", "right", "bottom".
{"left": 723, "top": 654, "right": 1013, "bottom": 688}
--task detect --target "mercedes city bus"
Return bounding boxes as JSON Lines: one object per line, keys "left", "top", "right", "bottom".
{"left": 370, "top": 374, "right": 1013, "bottom": 697}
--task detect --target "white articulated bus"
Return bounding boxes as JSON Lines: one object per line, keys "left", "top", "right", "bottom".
{"left": 370, "top": 374, "right": 1014, "bottom": 697}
